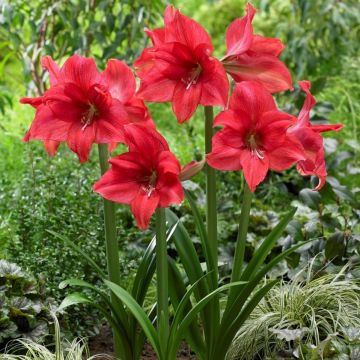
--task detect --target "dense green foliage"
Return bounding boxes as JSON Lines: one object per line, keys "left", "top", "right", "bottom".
{"left": 0, "top": 0, "right": 359, "bottom": 357}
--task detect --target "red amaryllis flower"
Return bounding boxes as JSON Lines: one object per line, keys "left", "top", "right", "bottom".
{"left": 21, "top": 55, "right": 152, "bottom": 163}
{"left": 134, "top": 5, "right": 229, "bottom": 123}
{"left": 288, "top": 81, "right": 343, "bottom": 190}
{"left": 93, "top": 124, "right": 184, "bottom": 230}
{"left": 207, "top": 81, "right": 305, "bottom": 192}
{"left": 221, "top": 3, "right": 292, "bottom": 93}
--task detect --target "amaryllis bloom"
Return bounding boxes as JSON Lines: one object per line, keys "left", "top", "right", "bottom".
{"left": 288, "top": 81, "right": 343, "bottom": 190}
{"left": 207, "top": 81, "right": 305, "bottom": 192}
{"left": 93, "top": 124, "right": 184, "bottom": 230}
{"left": 134, "top": 5, "right": 229, "bottom": 123}
{"left": 21, "top": 55, "right": 152, "bottom": 163}
{"left": 221, "top": 3, "right": 292, "bottom": 93}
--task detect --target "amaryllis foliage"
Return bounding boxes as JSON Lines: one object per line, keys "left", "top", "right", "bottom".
{"left": 93, "top": 124, "right": 184, "bottom": 230}
{"left": 134, "top": 5, "right": 229, "bottom": 123}
{"left": 207, "top": 81, "right": 305, "bottom": 192}
{"left": 21, "top": 55, "right": 152, "bottom": 163}
{"left": 221, "top": 3, "right": 292, "bottom": 93}
{"left": 289, "top": 81, "right": 343, "bottom": 190}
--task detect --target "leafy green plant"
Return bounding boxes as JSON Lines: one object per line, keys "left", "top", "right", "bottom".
{"left": 2, "top": 315, "right": 109, "bottom": 360}
{"left": 0, "top": 260, "right": 53, "bottom": 349}
{"left": 228, "top": 263, "right": 360, "bottom": 359}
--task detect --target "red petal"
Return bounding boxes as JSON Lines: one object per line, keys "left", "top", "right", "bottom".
{"left": 41, "top": 56, "right": 60, "bottom": 86}
{"left": 66, "top": 122, "right": 96, "bottom": 163}
{"left": 93, "top": 155, "right": 142, "bottom": 204}
{"left": 157, "top": 173, "right": 184, "bottom": 207}
{"left": 225, "top": 3, "right": 256, "bottom": 57}
{"left": 20, "top": 96, "right": 43, "bottom": 109}
{"left": 298, "top": 80, "right": 316, "bottom": 126}
{"left": 250, "top": 35, "right": 285, "bottom": 56}
{"left": 240, "top": 149, "right": 269, "bottom": 192}
{"left": 172, "top": 81, "right": 201, "bottom": 123}
{"left": 199, "top": 52, "right": 229, "bottom": 107}
{"left": 214, "top": 109, "right": 252, "bottom": 131}
{"left": 268, "top": 136, "right": 305, "bottom": 171}
{"left": 311, "top": 123, "right": 343, "bottom": 133}
{"left": 230, "top": 81, "right": 276, "bottom": 120}
{"left": 23, "top": 106, "right": 70, "bottom": 142}
{"left": 224, "top": 53, "right": 293, "bottom": 93}
{"left": 131, "top": 191, "right": 160, "bottom": 230}
{"left": 60, "top": 55, "right": 100, "bottom": 91}
{"left": 43, "top": 140, "right": 60, "bottom": 156}
{"left": 206, "top": 130, "right": 243, "bottom": 171}
{"left": 123, "top": 124, "right": 169, "bottom": 154}
{"left": 136, "top": 74, "right": 177, "bottom": 102}
{"left": 145, "top": 27, "right": 165, "bottom": 46}
{"left": 164, "top": 5, "right": 213, "bottom": 51}
{"left": 157, "top": 151, "right": 181, "bottom": 175}
{"left": 101, "top": 59, "right": 136, "bottom": 103}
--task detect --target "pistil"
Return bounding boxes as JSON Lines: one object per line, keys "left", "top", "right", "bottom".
{"left": 81, "top": 104, "right": 98, "bottom": 131}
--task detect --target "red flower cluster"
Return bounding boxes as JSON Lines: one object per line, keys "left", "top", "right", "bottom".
{"left": 93, "top": 125, "right": 183, "bottom": 230}
{"left": 21, "top": 3, "right": 342, "bottom": 228}
{"left": 21, "top": 55, "right": 152, "bottom": 163}
{"left": 134, "top": 5, "right": 229, "bottom": 123}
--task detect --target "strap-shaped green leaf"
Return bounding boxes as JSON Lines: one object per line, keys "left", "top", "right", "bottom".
{"left": 58, "top": 292, "right": 133, "bottom": 359}
{"left": 240, "top": 207, "right": 297, "bottom": 282}
{"left": 212, "top": 280, "right": 278, "bottom": 359}
{"left": 168, "top": 281, "right": 246, "bottom": 359}
{"left": 168, "top": 257, "right": 206, "bottom": 358}
{"left": 220, "top": 241, "right": 309, "bottom": 337}
{"left": 104, "top": 280, "right": 162, "bottom": 359}
{"left": 184, "top": 189, "right": 216, "bottom": 288}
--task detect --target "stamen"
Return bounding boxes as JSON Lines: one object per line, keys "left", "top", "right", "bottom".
{"left": 81, "top": 104, "right": 98, "bottom": 131}
{"left": 182, "top": 64, "right": 202, "bottom": 90}
{"left": 142, "top": 171, "right": 157, "bottom": 197}
{"left": 252, "top": 148, "right": 265, "bottom": 159}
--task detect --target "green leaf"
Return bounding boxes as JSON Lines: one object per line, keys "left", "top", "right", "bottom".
{"left": 240, "top": 207, "right": 297, "bottom": 282}
{"left": 168, "top": 281, "right": 246, "bottom": 359}
{"left": 168, "top": 257, "right": 206, "bottom": 358}
{"left": 212, "top": 280, "right": 278, "bottom": 358}
{"left": 184, "top": 189, "right": 216, "bottom": 287}
{"left": 104, "top": 280, "right": 161, "bottom": 359}
{"left": 299, "top": 189, "right": 321, "bottom": 210}
{"left": 325, "top": 231, "right": 346, "bottom": 259}
{"left": 58, "top": 292, "right": 92, "bottom": 312}
{"left": 47, "top": 230, "right": 106, "bottom": 278}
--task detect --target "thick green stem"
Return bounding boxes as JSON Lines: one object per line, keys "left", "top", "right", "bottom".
{"left": 156, "top": 207, "right": 169, "bottom": 358}
{"left": 229, "top": 182, "right": 253, "bottom": 295}
{"left": 98, "top": 144, "right": 129, "bottom": 360}
{"left": 204, "top": 106, "right": 220, "bottom": 357}
{"left": 204, "top": 106, "right": 218, "bottom": 281}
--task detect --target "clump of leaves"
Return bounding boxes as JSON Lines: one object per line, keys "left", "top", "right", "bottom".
{"left": 0, "top": 260, "right": 53, "bottom": 350}
{"left": 2, "top": 314, "right": 110, "bottom": 360}
{"left": 228, "top": 263, "right": 360, "bottom": 359}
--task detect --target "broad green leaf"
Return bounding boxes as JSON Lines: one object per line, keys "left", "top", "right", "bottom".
{"left": 299, "top": 189, "right": 321, "bottom": 210}
{"left": 325, "top": 231, "right": 346, "bottom": 259}
{"left": 104, "top": 280, "right": 161, "bottom": 359}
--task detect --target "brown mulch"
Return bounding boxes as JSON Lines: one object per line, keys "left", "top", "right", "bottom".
{"left": 89, "top": 325, "right": 197, "bottom": 359}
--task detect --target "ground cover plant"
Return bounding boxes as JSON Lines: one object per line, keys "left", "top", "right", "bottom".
{"left": 0, "top": 0, "right": 359, "bottom": 359}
